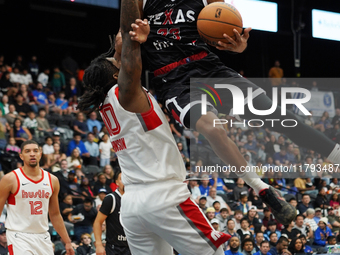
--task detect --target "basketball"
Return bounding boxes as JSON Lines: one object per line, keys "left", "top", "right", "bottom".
{"left": 197, "top": 2, "right": 243, "bottom": 46}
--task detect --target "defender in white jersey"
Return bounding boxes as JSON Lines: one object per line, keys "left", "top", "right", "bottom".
{"left": 77, "top": 1, "right": 230, "bottom": 254}
{"left": 0, "top": 140, "right": 74, "bottom": 255}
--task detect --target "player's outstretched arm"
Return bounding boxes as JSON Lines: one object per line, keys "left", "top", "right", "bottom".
{"left": 0, "top": 173, "right": 15, "bottom": 216}
{"left": 93, "top": 211, "right": 108, "bottom": 255}
{"left": 118, "top": 0, "right": 150, "bottom": 114}
{"left": 49, "top": 175, "right": 75, "bottom": 255}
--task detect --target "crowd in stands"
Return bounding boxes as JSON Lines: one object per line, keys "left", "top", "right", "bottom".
{"left": 1, "top": 54, "right": 340, "bottom": 255}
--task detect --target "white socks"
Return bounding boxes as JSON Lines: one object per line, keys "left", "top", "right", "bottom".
{"left": 237, "top": 169, "right": 269, "bottom": 195}
{"left": 327, "top": 144, "right": 340, "bottom": 164}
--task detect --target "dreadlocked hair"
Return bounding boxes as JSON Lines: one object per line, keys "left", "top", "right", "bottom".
{"left": 77, "top": 35, "right": 118, "bottom": 114}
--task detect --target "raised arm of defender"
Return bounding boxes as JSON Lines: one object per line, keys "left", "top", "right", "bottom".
{"left": 117, "top": 0, "right": 150, "bottom": 114}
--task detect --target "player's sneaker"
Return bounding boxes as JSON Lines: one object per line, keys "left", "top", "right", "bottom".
{"left": 259, "top": 186, "right": 297, "bottom": 225}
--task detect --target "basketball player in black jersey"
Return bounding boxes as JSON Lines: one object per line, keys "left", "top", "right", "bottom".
{"left": 129, "top": 0, "right": 340, "bottom": 225}
{"left": 93, "top": 169, "right": 130, "bottom": 255}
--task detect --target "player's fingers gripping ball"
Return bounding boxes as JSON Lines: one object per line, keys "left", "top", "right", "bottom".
{"left": 197, "top": 2, "right": 243, "bottom": 47}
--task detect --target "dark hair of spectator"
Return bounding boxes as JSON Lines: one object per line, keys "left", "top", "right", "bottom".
{"left": 301, "top": 194, "right": 310, "bottom": 198}
{"left": 268, "top": 220, "right": 277, "bottom": 227}
{"left": 227, "top": 219, "right": 235, "bottom": 225}
{"left": 269, "top": 232, "right": 277, "bottom": 238}
{"left": 288, "top": 237, "right": 304, "bottom": 254}
{"left": 77, "top": 37, "right": 118, "bottom": 113}
{"left": 20, "top": 140, "right": 39, "bottom": 152}
{"left": 241, "top": 238, "right": 255, "bottom": 251}
{"left": 240, "top": 218, "right": 249, "bottom": 224}
{"left": 84, "top": 198, "right": 93, "bottom": 204}
{"left": 277, "top": 236, "right": 289, "bottom": 244}
{"left": 260, "top": 240, "right": 270, "bottom": 247}
{"left": 256, "top": 231, "right": 264, "bottom": 235}
{"left": 296, "top": 214, "right": 305, "bottom": 220}
{"left": 327, "top": 235, "right": 336, "bottom": 243}
{"left": 45, "top": 136, "right": 52, "bottom": 142}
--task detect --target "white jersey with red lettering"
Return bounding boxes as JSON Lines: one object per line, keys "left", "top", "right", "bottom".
{"left": 6, "top": 168, "right": 53, "bottom": 234}
{"left": 99, "top": 85, "right": 186, "bottom": 186}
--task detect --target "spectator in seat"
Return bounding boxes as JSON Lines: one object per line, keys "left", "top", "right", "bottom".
{"left": 21, "top": 68, "right": 33, "bottom": 86}
{"left": 241, "top": 238, "right": 256, "bottom": 255}
{"left": 293, "top": 214, "right": 313, "bottom": 241}
{"left": 69, "top": 198, "right": 97, "bottom": 242}
{"left": 6, "top": 137, "right": 21, "bottom": 154}
{"left": 216, "top": 207, "right": 229, "bottom": 231}
{"left": 211, "top": 218, "right": 220, "bottom": 231}
{"left": 224, "top": 219, "right": 240, "bottom": 240}
{"left": 237, "top": 192, "right": 249, "bottom": 216}
{"left": 19, "top": 83, "right": 37, "bottom": 114}
{"left": 66, "top": 133, "right": 90, "bottom": 158}
{"left": 80, "top": 177, "right": 95, "bottom": 199}
{"left": 299, "top": 234, "right": 313, "bottom": 254}
{"left": 6, "top": 104, "right": 23, "bottom": 126}
{"left": 52, "top": 131, "right": 67, "bottom": 154}
{"left": 281, "top": 221, "right": 300, "bottom": 242}
{"left": 23, "top": 111, "right": 38, "bottom": 137}
{"left": 330, "top": 193, "right": 340, "bottom": 209}
{"left": 304, "top": 208, "right": 318, "bottom": 232}
{"left": 51, "top": 66, "right": 66, "bottom": 94}
{"left": 55, "top": 91, "right": 71, "bottom": 115}
{"left": 234, "top": 178, "right": 248, "bottom": 201}
{"left": 14, "top": 93, "right": 31, "bottom": 118}
{"left": 246, "top": 206, "right": 262, "bottom": 232}
{"left": 86, "top": 111, "right": 102, "bottom": 136}
{"left": 225, "top": 236, "right": 243, "bottom": 255}
{"left": 314, "top": 217, "right": 332, "bottom": 246}
{"left": 326, "top": 207, "right": 340, "bottom": 235}
{"left": 296, "top": 194, "right": 313, "bottom": 215}
{"left": 94, "top": 188, "right": 108, "bottom": 211}
{"left": 207, "top": 187, "right": 230, "bottom": 211}
{"left": 84, "top": 132, "right": 99, "bottom": 166}
{"left": 102, "top": 164, "right": 114, "bottom": 187}
{"left": 46, "top": 93, "right": 62, "bottom": 115}
{"left": 32, "top": 82, "right": 48, "bottom": 109}
{"left": 210, "top": 172, "right": 229, "bottom": 195}
{"left": 10, "top": 118, "right": 32, "bottom": 147}
{"left": 254, "top": 240, "right": 271, "bottom": 255}
{"left": 288, "top": 237, "right": 304, "bottom": 255}
{"left": 188, "top": 177, "right": 201, "bottom": 202}
{"left": 198, "top": 196, "right": 207, "bottom": 213}
{"left": 237, "top": 218, "right": 252, "bottom": 241}
{"left": 76, "top": 233, "right": 95, "bottom": 255}
{"left": 65, "top": 77, "right": 81, "bottom": 99}
{"left": 73, "top": 112, "right": 88, "bottom": 139}
{"left": 265, "top": 221, "right": 281, "bottom": 240}
{"left": 36, "top": 108, "right": 53, "bottom": 136}
{"left": 0, "top": 224, "right": 8, "bottom": 255}
{"left": 205, "top": 207, "right": 215, "bottom": 222}
{"left": 93, "top": 173, "right": 112, "bottom": 196}
{"left": 52, "top": 159, "right": 70, "bottom": 200}
{"left": 233, "top": 210, "right": 244, "bottom": 230}
{"left": 268, "top": 232, "right": 278, "bottom": 248}
{"left": 262, "top": 208, "right": 282, "bottom": 230}
{"left": 60, "top": 194, "right": 75, "bottom": 222}
{"left": 199, "top": 174, "right": 211, "bottom": 196}
{"left": 314, "top": 187, "right": 329, "bottom": 210}
{"left": 99, "top": 134, "right": 113, "bottom": 168}
{"left": 47, "top": 142, "right": 67, "bottom": 172}
{"left": 269, "top": 236, "right": 290, "bottom": 255}
{"left": 67, "top": 148, "right": 83, "bottom": 171}
{"left": 37, "top": 68, "right": 50, "bottom": 88}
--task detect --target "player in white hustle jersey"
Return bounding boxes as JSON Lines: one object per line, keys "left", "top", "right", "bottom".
{"left": 0, "top": 140, "right": 74, "bottom": 255}
{"left": 77, "top": 1, "right": 230, "bottom": 255}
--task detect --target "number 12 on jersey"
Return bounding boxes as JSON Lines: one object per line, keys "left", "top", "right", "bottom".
{"left": 29, "top": 201, "right": 43, "bottom": 215}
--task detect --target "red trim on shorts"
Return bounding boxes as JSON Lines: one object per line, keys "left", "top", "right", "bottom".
{"left": 8, "top": 244, "right": 13, "bottom": 255}
{"left": 140, "top": 93, "right": 162, "bottom": 131}
{"left": 179, "top": 198, "right": 230, "bottom": 248}
{"left": 48, "top": 172, "right": 53, "bottom": 193}
{"left": 154, "top": 51, "right": 208, "bottom": 77}
{"left": 20, "top": 168, "right": 44, "bottom": 184}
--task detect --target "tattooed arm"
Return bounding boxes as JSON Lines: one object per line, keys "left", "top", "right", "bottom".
{"left": 118, "top": 0, "right": 150, "bottom": 113}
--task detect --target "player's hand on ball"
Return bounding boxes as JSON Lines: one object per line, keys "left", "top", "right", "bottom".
{"left": 130, "top": 19, "right": 150, "bottom": 44}
{"left": 216, "top": 27, "right": 252, "bottom": 53}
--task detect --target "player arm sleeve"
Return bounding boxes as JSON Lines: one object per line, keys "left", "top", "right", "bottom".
{"left": 99, "top": 194, "right": 116, "bottom": 216}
